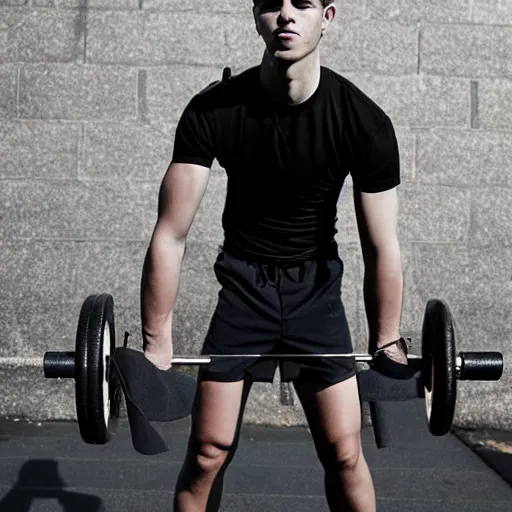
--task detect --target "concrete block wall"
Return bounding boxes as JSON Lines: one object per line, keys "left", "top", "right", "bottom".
{"left": 1, "top": 1, "right": 511, "bottom": 430}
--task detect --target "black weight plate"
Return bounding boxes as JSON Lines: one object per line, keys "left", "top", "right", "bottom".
{"left": 86, "top": 293, "right": 118, "bottom": 445}
{"left": 75, "top": 294, "right": 99, "bottom": 444}
{"left": 422, "top": 299, "right": 457, "bottom": 436}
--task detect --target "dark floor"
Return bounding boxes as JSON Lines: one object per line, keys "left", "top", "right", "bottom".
{"left": 0, "top": 417, "right": 511, "bottom": 512}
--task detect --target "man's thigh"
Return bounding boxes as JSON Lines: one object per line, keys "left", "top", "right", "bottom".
{"left": 190, "top": 377, "right": 252, "bottom": 451}
{"left": 294, "top": 377, "right": 361, "bottom": 439}
{"left": 293, "top": 377, "right": 363, "bottom": 468}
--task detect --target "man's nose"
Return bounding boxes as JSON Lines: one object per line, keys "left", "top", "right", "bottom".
{"left": 278, "top": 1, "right": 295, "bottom": 24}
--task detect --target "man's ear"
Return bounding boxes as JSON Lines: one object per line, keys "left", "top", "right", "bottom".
{"left": 322, "top": 4, "right": 337, "bottom": 33}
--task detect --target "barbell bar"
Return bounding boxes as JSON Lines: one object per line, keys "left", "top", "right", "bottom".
{"left": 44, "top": 351, "right": 502, "bottom": 380}
{"left": 44, "top": 352, "right": 423, "bottom": 375}
{"left": 42, "top": 293, "right": 504, "bottom": 447}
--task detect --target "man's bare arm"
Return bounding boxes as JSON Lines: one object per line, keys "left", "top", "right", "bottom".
{"left": 141, "top": 162, "right": 210, "bottom": 369}
{"left": 353, "top": 187, "right": 404, "bottom": 350}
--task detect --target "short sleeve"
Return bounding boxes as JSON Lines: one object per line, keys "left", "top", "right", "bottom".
{"left": 351, "top": 115, "right": 401, "bottom": 193}
{"left": 171, "top": 96, "right": 216, "bottom": 168}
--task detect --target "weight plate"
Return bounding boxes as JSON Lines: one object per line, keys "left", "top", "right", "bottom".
{"left": 422, "top": 299, "right": 457, "bottom": 436}
{"left": 75, "top": 295, "right": 99, "bottom": 444}
{"left": 88, "top": 293, "right": 118, "bottom": 444}
{"left": 75, "top": 293, "right": 119, "bottom": 444}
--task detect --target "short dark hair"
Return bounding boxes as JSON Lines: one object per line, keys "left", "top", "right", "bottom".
{"left": 254, "top": 1, "right": 335, "bottom": 6}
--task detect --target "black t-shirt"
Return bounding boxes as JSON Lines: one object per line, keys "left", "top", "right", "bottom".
{"left": 171, "top": 65, "right": 400, "bottom": 263}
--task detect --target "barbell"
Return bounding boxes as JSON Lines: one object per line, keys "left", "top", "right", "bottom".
{"left": 42, "top": 293, "right": 503, "bottom": 448}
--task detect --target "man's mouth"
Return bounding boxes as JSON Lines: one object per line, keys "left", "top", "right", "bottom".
{"left": 275, "top": 28, "right": 299, "bottom": 37}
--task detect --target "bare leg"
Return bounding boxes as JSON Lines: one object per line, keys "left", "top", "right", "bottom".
{"left": 174, "top": 376, "right": 252, "bottom": 512}
{"left": 294, "top": 376, "right": 376, "bottom": 512}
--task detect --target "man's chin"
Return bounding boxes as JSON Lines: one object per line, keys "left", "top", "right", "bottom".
{"left": 271, "top": 48, "right": 303, "bottom": 62}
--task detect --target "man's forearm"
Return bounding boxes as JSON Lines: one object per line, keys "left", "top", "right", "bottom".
{"left": 363, "top": 245, "right": 404, "bottom": 348}
{"left": 140, "top": 227, "right": 186, "bottom": 348}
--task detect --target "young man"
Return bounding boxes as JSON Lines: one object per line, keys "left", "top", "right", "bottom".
{"left": 141, "top": 1, "right": 411, "bottom": 510}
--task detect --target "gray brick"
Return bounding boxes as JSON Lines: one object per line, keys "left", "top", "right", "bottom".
{"left": 91, "top": 0, "right": 138, "bottom": 6}
{"left": 0, "top": 120, "right": 80, "bottom": 178}
{"left": 323, "top": 0, "right": 367, "bottom": 18}
{"left": 397, "top": 185, "right": 470, "bottom": 243}
{"left": 421, "top": 24, "right": 512, "bottom": 78}
{"left": 225, "top": 14, "right": 263, "bottom": 71}
{"left": 471, "top": 188, "right": 512, "bottom": 247}
{"left": 417, "top": 130, "right": 512, "bottom": 187}
{"left": 479, "top": 79, "right": 512, "bottom": 130}
{"left": 343, "top": 73, "right": 470, "bottom": 128}
{"left": 0, "top": 8, "right": 82, "bottom": 63}
{"left": 145, "top": 65, "right": 224, "bottom": 122}
{"left": 0, "top": 240, "right": 149, "bottom": 358}
{"left": 322, "top": 20, "right": 417, "bottom": 75}
{"left": 0, "top": 64, "right": 17, "bottom": 118}
{"left": 366, "top": 0, "right": 471, "bottom": 22}
{"left": 0, "top": 179, "right": 156, "bottom": 240}
{"left": 31, "top": 0, "right": 139, "bottom": 7}
{"left": 0, "top": 15, "right": 17, "bottom": 62}
{"left": 414, "top": 244, "right": 512, "bottom": 352}
{"left": 473, "top": 0, "right": 512, "bottom": 25}
{"left": 83, "top": 122, "right": 174, "bottom": 181}
{"left": 19, "top": 64, "right": 137, "bottom": 120}
{"left": 142, "top": 0, "right": 247, "bottom": 12}
{"left": 86, "top": 11, "right": 147, "bottom": 64}
{"left": 394, "top": 128, "right": 416, "bottom": 183}
{"left": 87, "top": 11, "right": 228, "bottom": 66}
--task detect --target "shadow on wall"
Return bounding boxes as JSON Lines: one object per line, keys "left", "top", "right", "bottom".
{"left": 0, "top": 460, "right": 103, "bottom": 512}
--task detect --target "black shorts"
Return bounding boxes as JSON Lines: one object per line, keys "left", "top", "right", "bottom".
{"left": 198, "top": 250, "right": 357, "bottom": 385}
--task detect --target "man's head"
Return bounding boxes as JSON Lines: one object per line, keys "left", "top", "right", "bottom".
{"left": 253, "top": 1, "right": 336, "bottom": 63}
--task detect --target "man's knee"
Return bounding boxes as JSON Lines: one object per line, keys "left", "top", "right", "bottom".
{"left": 317, "top": 435, "right": 362, "bottom": 473}
{"left": 189, "top": 438, "right": 235, "bottom": 475}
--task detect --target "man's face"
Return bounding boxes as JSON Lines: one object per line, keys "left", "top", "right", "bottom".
{"left": 253, "top": 0, "right": 335, "bottom": 62}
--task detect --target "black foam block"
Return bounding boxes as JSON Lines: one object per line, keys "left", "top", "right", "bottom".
{"left": 357, "top": 366, "right": 428, "bottom": 449}
{"left": 112, "top": 347, "right": 197, "bottom": 455}
{"left": 369, "top": 399, "right": 432, "bottom": 448}
{"left": 357, "top": 366, "right": 424, "bottom": 402}
{"left": 113, "top": 348, "right": 197, "bottom": 421}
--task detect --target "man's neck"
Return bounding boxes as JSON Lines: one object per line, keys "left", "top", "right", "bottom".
{"left": 259, "top": 50, "right": 321, "bottom": 106}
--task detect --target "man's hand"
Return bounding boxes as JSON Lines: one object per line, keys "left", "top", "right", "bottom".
{"left": 143, "top": 333, "right": 174, "bottom": 371}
